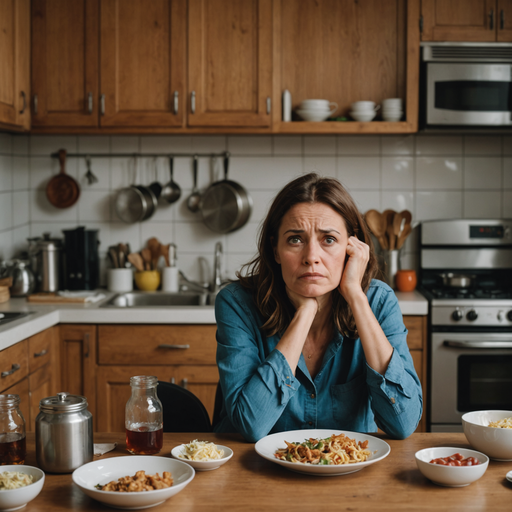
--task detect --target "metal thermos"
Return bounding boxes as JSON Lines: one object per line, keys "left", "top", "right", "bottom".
{"left": 27, "top": 234, "right": 62, "bottom": 292}
{"left": 35, "top": 392, "right": 93, "bottom": 473}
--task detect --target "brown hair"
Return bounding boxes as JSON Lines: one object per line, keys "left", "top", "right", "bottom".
{"left": 237, "top": 173, "right": 378, "bottom": 338}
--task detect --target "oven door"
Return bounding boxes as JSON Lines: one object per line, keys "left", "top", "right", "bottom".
{"left": 430, "top": 332, "right": 512, "bottom": 430}
{"left": 427, "top": 63, "right": 512, "bottom": 125}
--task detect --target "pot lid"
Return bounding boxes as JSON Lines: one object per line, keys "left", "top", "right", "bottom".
{"left": 39, "top": 392, "right": 88, "bottom": 413}
{"left": 28, "top": 233, "right": 63, "bottom": 251}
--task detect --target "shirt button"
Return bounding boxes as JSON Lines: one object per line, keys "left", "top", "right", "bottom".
{"left": 390, "top": 397, "right": 396, "bottom": 404}
{"left": 310, "top": 393, "right": 315, "bottom": 399}
{"left": 308, "top": 421, "right": 313, "bottom": 426}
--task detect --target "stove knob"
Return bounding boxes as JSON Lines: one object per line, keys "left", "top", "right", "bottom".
{"left": 452, "top": 310, "right": 463, "bottom": 321}
{"left": 466, "top": 310, "right": 478, "bottom": 321}
{"left": 507, "top": 310, "right": 512, "bottom": 322}
{"left": 497, "top": 311, "right": 505, "bottom": 322}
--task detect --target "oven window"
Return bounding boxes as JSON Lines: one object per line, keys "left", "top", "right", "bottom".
{"left": 435, "top": 81, "right": 511, "bottom": 111}
{"left": 458, "top": 355, "right": 512, "bottom": 411}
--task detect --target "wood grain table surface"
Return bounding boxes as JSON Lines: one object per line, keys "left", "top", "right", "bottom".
{"left": 19, "top": 432, "right": 512, "bottom": 511}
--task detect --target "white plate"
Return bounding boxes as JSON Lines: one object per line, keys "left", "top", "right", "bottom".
{"left": 506, "top": 470, "right": 512, "bottom": 484}
{"left": 254, "top": 429, "right": 390, "bottom": 476}
{"left": 171, "top": 444, "right": 233, "bottom": 471}
{"left": 72, "top": 456, "right": 194, "bottom": 510}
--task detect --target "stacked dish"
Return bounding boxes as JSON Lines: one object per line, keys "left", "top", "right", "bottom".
{"left": 350, "top": 101, "right": 379, "bottom": 122}
{"left": 296, "top": 99, "right": 338, "bottom": 122}
{"left": 382, "top": 98, "right": 403, "bottom": 122}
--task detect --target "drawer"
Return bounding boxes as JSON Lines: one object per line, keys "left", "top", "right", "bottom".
{"left": 98, "top": 325, "right": 217, "bottom": 365}
{"left": 0, "top": 340, "right": 29, "bottom": 392}
{"left": 28, "top": 328, "right": 55, "bottom": 373}
{"left": 403, "top": 316, "right": 426, "bottom": 350}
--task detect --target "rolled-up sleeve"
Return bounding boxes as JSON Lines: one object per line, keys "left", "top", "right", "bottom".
{"left": 365, "top": 283, "right": 423, "bottom": 439}
{"left": 215, "top": 285, "right": 300, "bottom": 442}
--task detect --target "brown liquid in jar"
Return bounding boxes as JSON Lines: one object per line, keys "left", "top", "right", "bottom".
{"left": 0, "top": 433, "right": 26, "bottom": 465}
{"left": 126, "top": 427, "right": 163, "bottom": 455}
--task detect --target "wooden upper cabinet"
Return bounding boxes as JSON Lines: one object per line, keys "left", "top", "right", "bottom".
{"left": 100, "top": 0, "right": 186, "bottom": 127}
{"left": 421, "top": 0, "right": 501, "bottom": 41}
{"left": 0, "top": 0, "right": 30, "bottom": 131}
{"left": 31, "top": 0, "right": 99, "bottom": 127}
{"left": 187, "top": 0, "right": 272, "bottom": 127}
{"left": 497, "top": 0, "right": 512, "bottom": 40}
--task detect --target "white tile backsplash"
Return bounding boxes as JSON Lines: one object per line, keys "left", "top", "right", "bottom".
{"left": 0, "top": 133, "right": 510, "bottom": 281}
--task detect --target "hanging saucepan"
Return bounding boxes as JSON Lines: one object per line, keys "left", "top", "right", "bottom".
{"left": 439, "top": 272, "right": 476, "bottom": 288}
{"left": 200, "top": 152, "right": 252, "bottom": 233}
{"left": 46, "top": 149, "right": 80, "bottom": 208}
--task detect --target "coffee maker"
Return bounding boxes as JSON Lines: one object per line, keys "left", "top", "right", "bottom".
{"left": 62, "top": 227, "right": 100, "bottom": 290}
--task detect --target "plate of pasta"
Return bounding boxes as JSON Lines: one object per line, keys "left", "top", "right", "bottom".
{"left": 254, "top": 429, "right": 391, "bottom": 476}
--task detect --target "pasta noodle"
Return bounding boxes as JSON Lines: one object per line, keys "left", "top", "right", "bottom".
{"left": 274, "top": 433, "right": 371, "bottom": 465}
{"left": 488, "top": 417, "right": 512, "bottom": 429}
{"left": 179, "top": 440, "right": 224, "bottom": 461}
{"left": 0, "top": 471, "right": 33, "bottom": 490}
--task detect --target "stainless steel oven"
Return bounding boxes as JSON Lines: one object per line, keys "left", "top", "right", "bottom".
{"left": 421, "top": 42, "right": 512, "bottom": 127}
{"left": 419, "top": 219, "right": 512, "bottom": 432}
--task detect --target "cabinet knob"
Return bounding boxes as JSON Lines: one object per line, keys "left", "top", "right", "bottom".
{"left": 191, "top": 91, "right": 196, "bottom": 114}
{"left": 173, "top": 91, "right": 179, "bottom": 115}
{"left": 19, "top": 91, "right": 26, "bottom": 115}
{"left": 87, "top": 92, "right": 93, "bottom": 114}
{"left": 100, "top": 94, "right": 105, "bottom": 116}
{"left": 266, "top": 97, "right": 271, "bottom": 115}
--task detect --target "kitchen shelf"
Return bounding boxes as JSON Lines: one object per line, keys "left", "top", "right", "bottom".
{"left": 274, "top": 121, "right": 416, "bottom": 135}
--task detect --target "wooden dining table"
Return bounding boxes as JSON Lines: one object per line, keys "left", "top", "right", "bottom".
{"left": 20, "top": 432, "right": 512, "bottom": 511}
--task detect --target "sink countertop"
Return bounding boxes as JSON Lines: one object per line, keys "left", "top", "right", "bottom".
{"left": 0, "top": 289, "right": 428, "bottom": 351}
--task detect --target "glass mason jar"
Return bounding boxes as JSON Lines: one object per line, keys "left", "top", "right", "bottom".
{"left": 0, "top": 394, "right": 26, "bottom": 465}
{"left": 125, "top": 376, "right": 163, "bottom": 455}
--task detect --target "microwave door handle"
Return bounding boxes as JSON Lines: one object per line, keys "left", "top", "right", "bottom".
{"left": 444, "top": 340, "right": 512, "bottom": 349}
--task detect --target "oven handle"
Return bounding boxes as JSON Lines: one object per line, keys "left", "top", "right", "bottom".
{"left": 444, "top": 340, "right": 512, "bottom": 349}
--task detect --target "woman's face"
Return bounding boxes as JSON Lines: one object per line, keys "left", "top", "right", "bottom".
{"left": 273, "top": 202, "right": 349, "bottom": 299}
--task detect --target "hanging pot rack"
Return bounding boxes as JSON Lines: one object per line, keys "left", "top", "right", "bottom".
{"left": 50, "top": 151, "right": 230, "bottom": 159}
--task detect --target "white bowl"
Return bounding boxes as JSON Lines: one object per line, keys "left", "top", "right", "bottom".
{"left": 72, "top": 456, "right": 195, "bottom": 510}
{"left": 383, "top": 115, "right": 403, "bottom": 122}
{"left": 350, "top": 111, "right": 376, "bottom": 122}
{"left": 0, "top": 465, "right": 45, "bottom": 512}
{"left": 171, "top": 444, "right": 233, "bottom": 471}
{"left": 382, "top": 98, "right": 402, "bottom": 107}
{"left": 415, "top": 447, "right": 488, "bottom": 487}
{"left": 299, "top": 99, "right": 330, "bottom": 109}
{"left": 296, "top": 109, "right": 332, "bottom": 122}
{"left": 351, "top": 101, "right": 376, "bottom": 111}
{"left": 462, "top": 410, "right": 512, "bottom": 461}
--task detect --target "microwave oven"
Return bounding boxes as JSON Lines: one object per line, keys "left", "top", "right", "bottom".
{"left": 420, "top": 42, "right": 512, "bottom": 129}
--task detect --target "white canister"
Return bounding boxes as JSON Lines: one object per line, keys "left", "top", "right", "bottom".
{"left": 161, "top": 267, "right": 179, "bottom": 293}
{"left": 282, "top": 90, "right": 292, "bottom": 122}
{"left": 107, "top": 268, "right": 133, "bottom": 292}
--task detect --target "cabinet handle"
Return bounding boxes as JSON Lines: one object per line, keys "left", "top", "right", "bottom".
{"left": 33, "top": 94, "right": 38, "bottom": 115}
{"left": 158, "top": 344, "right": 190, "bottom": 349}
{"left": 173, "top": 91, "right": 179, "bottom": 115}
{"left": 84, "top": 332, "right": 90, "bottom": 358}
{"left": 1, "top": 364, "right": 20, "bottom": 378}
{"left": 191, "top": 91, "right": 196, "bottom": 114}
{"left": 87, "top": 92, "right": 93, "bottom": 114}
{"left": 34, "top": 348, "right": 48, "bottom": 358}
{"left": 500, "top": 9, "right": 505, "bottom": 29}
{"left": 19, "top": 91, "right": 26, "bottom": 115}
{"left": 489, "top": 9, "right": 494, "bottom": 30}
{"left": 266, "top": 97, "right": 271, "bottom": 115}
{"left": 181, "top": 378, "right": 188, "bottom": 390}
{"left": 100, "top": 94, "right": 105, "bottom": 116}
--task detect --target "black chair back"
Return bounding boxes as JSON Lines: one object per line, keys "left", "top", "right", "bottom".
{"left": 157, "top": 381, "right": 212, "bottom": 432}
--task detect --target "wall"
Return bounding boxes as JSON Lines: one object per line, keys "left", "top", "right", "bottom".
{"left": 0, "top": 133, "right": 511, "bottom": 285}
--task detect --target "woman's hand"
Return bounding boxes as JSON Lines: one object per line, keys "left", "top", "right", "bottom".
{"left": 285, "top": 285, "right": 319, "bottom": 314}
{"left": 338, "top": 236, "right": 369, "bottom": 303}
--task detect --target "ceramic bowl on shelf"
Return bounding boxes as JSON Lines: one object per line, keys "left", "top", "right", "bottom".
{"left": 462, "top": 410, "right": 512, "bottom": 461}
{"left": 415, "top": 447, "right": 488, "bottom": 487}
{"left": 296, "top": 109, "right": 332, "bottom": 122}
{"left": 0, "top": 465, "right": 45, "bottom": 511}
{"left": 350, "top": 111, "right": 376, "bottom": 122}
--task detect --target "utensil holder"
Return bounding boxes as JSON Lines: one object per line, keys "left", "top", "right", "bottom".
{"left": 382, "top": 250, "right": 400, "bottom": 289}
{"left": 134, "top": 271, "right": 160, "bottom": 291}
{"left": 108, "top": 268, "right": 133, "bottom": 292}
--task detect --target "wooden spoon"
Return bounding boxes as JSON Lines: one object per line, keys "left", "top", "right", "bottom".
{"left": 141, "top": 248, "right": 152, "bottom": 270}
{"left": 365, "top": 209, "right": 388, "bottom": 250}
{"left": 160, "top": 244, "right": 171, "bottom": 267}
{"left": 127, "top": 252, "right": 144, "bottom": 272}
{"left": 147, "top": 237, "right": 161, "bottom": 269}
{"left": 396, "top": 223, "right": 412, "bottom": 250}
{"left": 382, "top": 209, "right": 397, "bottom": 250}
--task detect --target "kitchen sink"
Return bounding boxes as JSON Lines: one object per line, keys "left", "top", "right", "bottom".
{"left": 100, "top": 291, "right": 210, "bottom": 308}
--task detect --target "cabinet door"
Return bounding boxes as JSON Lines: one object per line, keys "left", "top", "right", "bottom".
{"left": 0, "top": 0, "right": 30, "bottom": 130}
{"left": 497, "top": 0, "right": 512, "bottom": 40}
{"left": 187, "top": 0, "right": 272, "bottom": 127}
{"left": 60, "top": 325, "right": 97, "bottom": 423}
{"left": 31, "top": 0, "right": 99, "bottom": 127}
{"left": 421, "top": 0, "right": 497, "bottom": 41}
{"left": 28, "top": 364, "right": 52, "bottom": 432}
{"left": 409, "top": 350, "right": 426, "bottom": 432}
{"left": 100, "top": 0, "right": 186, "bottom": 128}
{"left": 0, "top": 340, "right": 28, "bottom": 392}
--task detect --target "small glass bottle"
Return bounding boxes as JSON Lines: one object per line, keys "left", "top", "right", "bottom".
{"left": 125, "top": 376, "right": 163, "bottom": 455}
{"left": 0, "top": 394, "right": 26, "bottom": 465}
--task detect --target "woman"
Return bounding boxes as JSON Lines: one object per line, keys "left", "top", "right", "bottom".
{"left": 214, "top": 173, "right": 422, "bottom": 442}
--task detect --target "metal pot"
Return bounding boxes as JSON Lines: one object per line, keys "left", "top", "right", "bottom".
{"left": 439, "top": 272, "right": 476, "bottom": 288}
{"left": 201, "top": 152, "right": 252, "bottom": 233}
{"left": 115, "top": 184, "right": 158, "bottom": 223}
{"left": 35, "top": 392, "right": 93, "bottom": 473}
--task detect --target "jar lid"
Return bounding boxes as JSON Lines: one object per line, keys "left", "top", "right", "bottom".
{"left": 0, "top": 394, "right": 21, "bottom": 408}
{"left": 39, "top": 392, "right": 88, "bottom": 413}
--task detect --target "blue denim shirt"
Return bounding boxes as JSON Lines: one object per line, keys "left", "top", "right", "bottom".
{"left": 214, "top": 279, "right": 423, "bottom": 442}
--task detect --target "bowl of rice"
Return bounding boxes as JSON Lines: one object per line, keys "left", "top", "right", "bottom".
{"left": 171, "top": 440, "right": 233, "bottom": 471}
{"left": 0, "top": 466, "right": 45, "bottom": 511}
{"left": 462, "top": 410, "right": 512, "bottom": 461}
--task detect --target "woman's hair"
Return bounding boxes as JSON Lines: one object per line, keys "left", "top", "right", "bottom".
{"left": 237, "top": 173, "right": 378, "bottom": 338}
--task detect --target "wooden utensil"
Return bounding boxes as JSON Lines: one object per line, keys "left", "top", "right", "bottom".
{"left": 396, "top": 223, "right": 412, "bottom": 249}
{"left": 46, "top": 149, "right": 80, "bottom": 208}
{"left": 365, "top": 209, "right": 388, "bottom": 250}
{"left": 108, "top": 247, "right": 119, "bottom": 268}
{"left": 160, "top": 244, "right": 171, "bottom": 267}
{"left": 381, "top": 209, "right": 397, "bottom": 250}
{"left": 141, "top": 248, "right": 153, "bottom": 270}
{"left": 127, "top": 252, "right": 144, "bottom": 272}
{"left": 147, "top": 237, "right": 161, "bottom": 269}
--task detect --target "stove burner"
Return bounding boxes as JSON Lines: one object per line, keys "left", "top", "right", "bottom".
{"left": 427, "top": 287, "right": 512, "bottom": 300}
